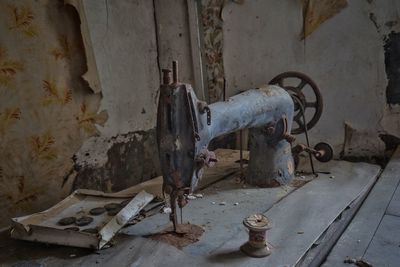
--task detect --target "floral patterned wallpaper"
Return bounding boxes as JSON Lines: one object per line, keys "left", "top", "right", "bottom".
{"left": 201, "top": 0, "right": 226, "bottom": 103}
{"left": 0, "top": 0, "right": 105, "bottom": 227}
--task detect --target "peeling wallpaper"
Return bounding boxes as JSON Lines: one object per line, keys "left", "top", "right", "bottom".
{"left": 302, "top": 0, "right": 348, "bottom": 38}
{"left": 69, "top": 0, "right": 162, "bottom": 194}
{"left": 0, "top": 0, "right": 104, "bottom": 228}
{"left": 74, "top": 0, "right": 160, "bottom": 137}
{"left": 221, "top": 0, "right": 400, "bottom": 157}
{"left": 201, "top": 0, "right": 225, "bottom": 103}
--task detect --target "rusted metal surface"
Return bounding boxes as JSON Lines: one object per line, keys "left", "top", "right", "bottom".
{"left": 292, "top": 142, "right": 333, "bottom": 168}
{"left": 147, "top": 223, "right": 205, "bottom": 249}
{"left": 157, "top": 62, "right": 327, "bottom": 231}
{"left": 269, "top": 72, "right": 323, "bottom": 135}
{"left": 313, "top": 142, "right": 333, "bottom": 162}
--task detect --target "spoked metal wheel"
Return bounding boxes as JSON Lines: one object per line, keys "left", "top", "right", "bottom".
{"left": 269, "top": 72, "right": 323, "bottom": 135}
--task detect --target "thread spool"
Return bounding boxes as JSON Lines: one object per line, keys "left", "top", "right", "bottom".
{"left": 240, "top": 214, "right": 272, "bottom": 258}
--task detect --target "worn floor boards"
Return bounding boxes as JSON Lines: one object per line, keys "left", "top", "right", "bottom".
{"left": 363, "top": 214, "right": 400, "bottom": 267}
{"left": 123, "top": 172, "right": 296, "bottom": 256}
{"left": 386, "top": 181, "right": 400, "bottom": 217}
{"left": 0, "top": 158, "right": 381, "bottom": 267}
{"left": 323, "top": 147, "right": 400, "bottom": 267}
{"left": 31, "top": 236, "right": 206, "bottom": 267}
{"left": 207, "top": 160, "right": 380, "bottom": 267}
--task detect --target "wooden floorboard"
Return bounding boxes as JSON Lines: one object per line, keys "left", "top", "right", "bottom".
{"left": 123, "top": 173, "right": 295, "bottom": 256}
{"left": 1, "top": 156, "right": 382, "bottom": 267}
{"left": 362, "top": 214, "right": 400, "bottom": 267}
{"left": 37, "top": 236, "right": 206, "bottom": 267}
{"left": 297, "top": 171, "right": 377, "bottom": 267}
{"left": 323, "top": 147, "right": 400, "bottom": 267}
{"left": 206, "top": 160, "right": 381, "bottom": 267}
{"left": 386, "top": 182, "right": 400, "bottom": 217}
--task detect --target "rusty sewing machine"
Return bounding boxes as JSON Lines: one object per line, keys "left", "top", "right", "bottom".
{"left": 156, "top": 61, "right": 333, "bottom": 232}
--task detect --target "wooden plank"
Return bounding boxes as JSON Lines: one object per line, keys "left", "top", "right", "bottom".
{"left": 40, "top": 236, "right": 206, "bottom": 267}
{"left": 297, "top": 171, "right": 378, "bottom": 267}
{"left": 363, "top": 214, "right": 400, "bottom": 267}
{"left": 123, "top": 166, "right": 294, "bottom": 256}
{"left": 118, "top": 149, "right": 249, "bottom": 197}
{"left": 207, "top": 160, "right": 381, "bottom": 267}
{"left": 323, "top": 147, "right": 400, "bottom": 267}
{"left": 386, "top": 182, "right": 400, "bottom": 217}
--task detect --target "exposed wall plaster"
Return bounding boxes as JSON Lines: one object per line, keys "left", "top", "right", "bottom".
{"left": 74, "top": 0, "right": 160, "bottom": 136}
{"left": 221, "top": 0, "right": 400, "bottom": 157}
{"left": 67, "top": 1, "right": 163, "bottom": 194}
{"left": 74, "top": 131, "right": 149, "bottom": 169}
{"left": 73, "top": 129, "right": 160, "bottom": 192}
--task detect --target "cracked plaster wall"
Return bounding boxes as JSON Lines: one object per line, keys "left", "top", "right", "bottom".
{"left": 68, "top": 0, "right": 162, "bottom": 192}
{"left": 218, "top": 0, "right": 400, "bottom": 158}
{"left": 70, "top": 0, "right": 196, "bottom": 193}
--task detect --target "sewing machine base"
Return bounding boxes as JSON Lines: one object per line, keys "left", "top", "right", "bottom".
{"left": 247, "top": 138, "right": 295, "bottom": 186}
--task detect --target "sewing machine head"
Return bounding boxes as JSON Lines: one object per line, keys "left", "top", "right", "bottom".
{"left": 156, "top": 61, "right": 331, "bottom": 231}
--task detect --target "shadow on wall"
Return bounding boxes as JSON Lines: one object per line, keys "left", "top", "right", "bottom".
{"left": 385, "top": 31, "right": 400, "bottom": 105}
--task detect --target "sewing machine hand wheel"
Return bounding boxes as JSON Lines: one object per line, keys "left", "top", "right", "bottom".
{"left": 269, "top": 72, "right": 323, "bottom": 135}
{"left": 314, "top": 142, "right": 333, "bottom": 162}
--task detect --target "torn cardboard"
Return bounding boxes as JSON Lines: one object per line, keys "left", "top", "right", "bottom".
{"left": 342, "top": 122, "right": 385, "bottom": 158}
{"left": 11, "top": 190, "right": 154, "bottom": 249}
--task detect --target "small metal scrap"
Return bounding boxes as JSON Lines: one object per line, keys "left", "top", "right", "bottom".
{"left": 58, "top": 217, "right": 76, "bottom": 226}
{"left": 107, "top": 208, "right": 122, "bottom": 216}
{"left": 344, "top": 257, "right": 373, "bottom": 267}
{"left": 75, "top": 216, "right": 93, "bottom": 226}
{"left": 81, "top": 228, "right": 99, "bottom": 234}
{"left": 104, "top": 203, "right": 121, "bottom": 211}
{"left": 162, "top": 207, "right": 172, "bottom": 214}
{"left": 89, "top": 207, "right": 106, "bottom": 216}
{"left": 64, "top": 227, "right": 79, "bottom": 231}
